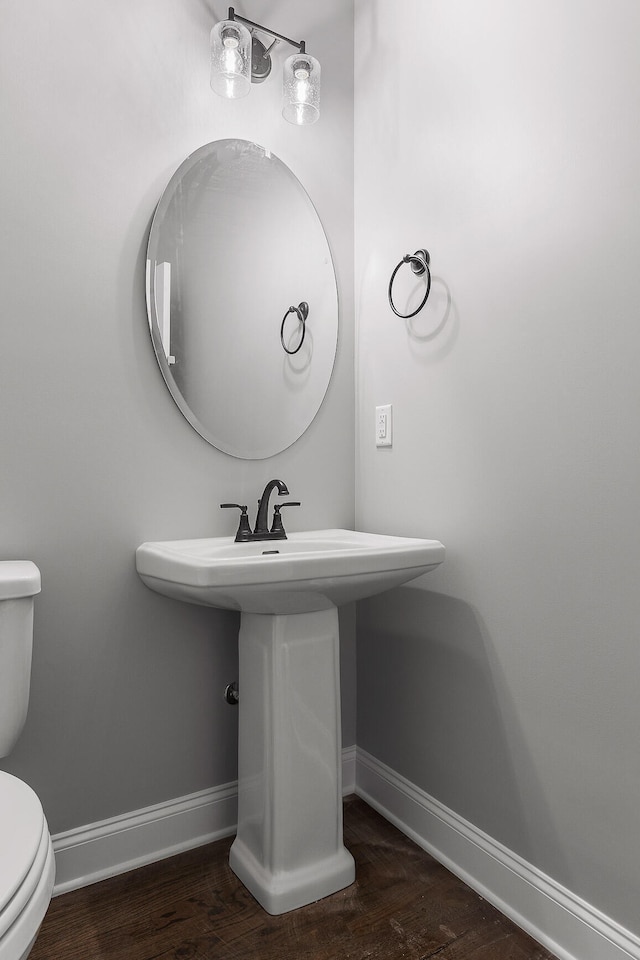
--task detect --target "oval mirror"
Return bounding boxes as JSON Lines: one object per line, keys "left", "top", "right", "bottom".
{"left": 145, "top": 139, "right": 338, "bottom": 459}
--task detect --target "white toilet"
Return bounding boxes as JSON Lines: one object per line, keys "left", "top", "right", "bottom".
{"left": 0, "top": 562, "right": 55, "bottom": 960}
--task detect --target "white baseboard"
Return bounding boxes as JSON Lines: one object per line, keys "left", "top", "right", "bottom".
{"left": 52, "top": 781, "right": 238, "bottom": 896}
{"left": 52, "top": 746, "right": 357, "bottom": 897}
{"left": 342, "top": 743, "right": 356, "bottom": 795}
{"left": 355, "top": 748, "right": 640, "bottom": 960}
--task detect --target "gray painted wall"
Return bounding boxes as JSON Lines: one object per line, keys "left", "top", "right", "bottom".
{"left": 355, "top": 0, "right": 640, "bottom": 939}
{"left": 5, "top": 0, "right": 637, "bottom": 944}
{"left": 0, "top": 0, "right": 355, "bottom": 834}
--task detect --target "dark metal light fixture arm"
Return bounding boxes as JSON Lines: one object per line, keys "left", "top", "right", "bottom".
{"left": 228, "top": 7, "right": 306, "bottom": 53}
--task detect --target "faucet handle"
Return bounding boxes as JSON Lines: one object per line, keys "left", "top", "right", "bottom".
{"left": 220, "top": 503, "right": 252, "bottom": 542}
{"left": 271, "top": 502, "right": 301, "bottom": 537}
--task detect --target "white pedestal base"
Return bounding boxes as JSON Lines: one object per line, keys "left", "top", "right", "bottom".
{"left": 229, "top": 607, "right": 355, "bottom": 915}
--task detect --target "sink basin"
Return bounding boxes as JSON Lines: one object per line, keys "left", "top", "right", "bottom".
{"left": 136, "top": 528, "right": 445, "bottom": 614}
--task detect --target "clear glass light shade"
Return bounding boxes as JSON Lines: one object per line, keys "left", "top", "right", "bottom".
{"left": 282, "top": 53, "right": 321, "bottom": 125}
{"left": 210, "top": 20, "right": 252, "bottom": 99}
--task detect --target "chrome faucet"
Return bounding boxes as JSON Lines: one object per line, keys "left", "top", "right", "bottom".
{"left": 221, "top": 479, "right": 301, "bottom": 542}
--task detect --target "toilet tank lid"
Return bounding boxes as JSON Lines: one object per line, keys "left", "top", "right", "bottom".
{"left": 0, "top": 562, "right": 41, "bottom": 600}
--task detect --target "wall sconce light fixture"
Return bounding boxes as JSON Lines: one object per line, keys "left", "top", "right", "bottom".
{"left": 210, "top": 7, "right": 321, "bottom": 125}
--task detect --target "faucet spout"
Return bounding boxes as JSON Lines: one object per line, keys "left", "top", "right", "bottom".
{"left": 254, "top": 479, "right": 290, "bottom": 535}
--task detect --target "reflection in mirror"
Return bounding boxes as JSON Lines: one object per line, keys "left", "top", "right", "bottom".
{"left": 146, "top": 139, "right": 338, "bottom": 459}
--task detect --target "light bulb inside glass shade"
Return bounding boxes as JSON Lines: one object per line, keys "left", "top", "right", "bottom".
{"left": 210, "top": 20, "right": 252, "bottom": 99}
{"left": 282, "top": 53, "right": 321, "bottom": 125}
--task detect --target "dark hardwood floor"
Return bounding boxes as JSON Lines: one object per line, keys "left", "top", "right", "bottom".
{"left": 31, "top": 797, "right": 558, "bottom": 959}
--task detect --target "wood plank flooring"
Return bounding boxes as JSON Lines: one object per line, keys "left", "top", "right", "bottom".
{"left": 31, "top": 797, "right": 558, "bottom": 959}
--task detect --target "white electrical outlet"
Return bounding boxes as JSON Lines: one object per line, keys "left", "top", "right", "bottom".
{"left": 375, "top": 404, "right": 393, "bottom": 447}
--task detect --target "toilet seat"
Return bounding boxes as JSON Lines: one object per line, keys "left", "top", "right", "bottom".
{"left": 0, "top": 773, "right": 54, "bottom": 960}
{"left": 0, "top": 774, "right": 44, "bottom": 913}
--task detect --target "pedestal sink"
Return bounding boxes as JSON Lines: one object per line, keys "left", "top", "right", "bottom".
{"left": 136, "top": 529, "right": 444, "bottom": 914}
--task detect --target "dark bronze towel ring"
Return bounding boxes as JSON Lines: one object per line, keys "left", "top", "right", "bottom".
{"left": 281, "top": 301, "right": 309, "bottom": 355}
{"left": 388, "top": 249, "right": 431, "bottom": 318}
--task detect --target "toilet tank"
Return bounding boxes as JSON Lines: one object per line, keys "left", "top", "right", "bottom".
{"left": 0, "top": 561, "right": 41, "bottom": 758}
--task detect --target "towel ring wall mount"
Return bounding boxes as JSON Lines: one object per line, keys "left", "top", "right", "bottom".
{"left": 388, "top": 248, "right": 431, "bottom": 318}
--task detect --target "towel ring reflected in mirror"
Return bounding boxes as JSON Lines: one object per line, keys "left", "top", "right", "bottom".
{"left": 388, "top": 248, "right": 432, "bottom": 318}
{"left": 281, "top": 301, "right": 309, "bottom": 355}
